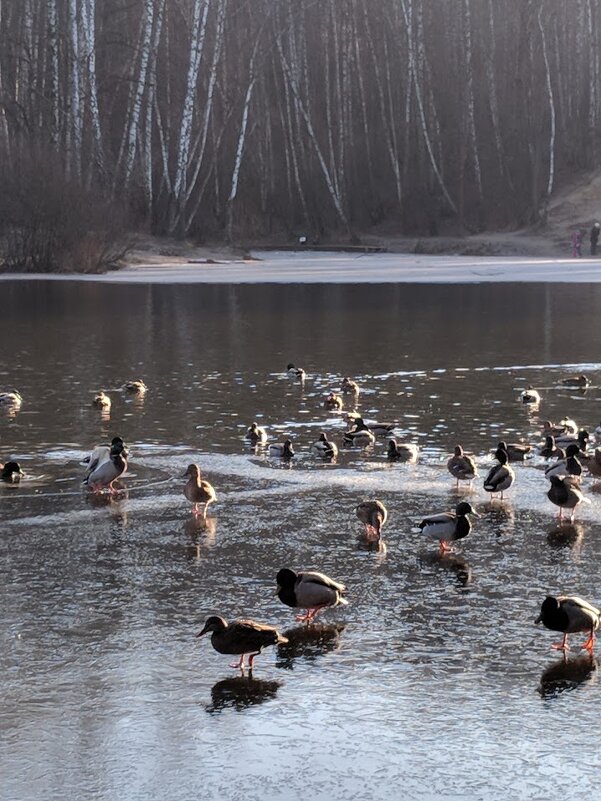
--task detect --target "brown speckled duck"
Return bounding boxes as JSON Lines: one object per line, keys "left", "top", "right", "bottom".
{"left": 197, "top": 616, "right": 288, "bottom": 670}
{"left": 356, "top": 500, "right": 388, "bottom": 541}
{"left": 183, "top": 464, "right": 216, "bottom": 517}
{"left": 447, "top": 445, "right": 478, "bottom": 487}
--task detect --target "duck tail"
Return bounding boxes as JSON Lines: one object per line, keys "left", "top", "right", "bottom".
{"left": 336, "top": 596, "right": 349, "bottom": 606}
{"left": 276, "top": 634, "right": 289, "bottom": 645}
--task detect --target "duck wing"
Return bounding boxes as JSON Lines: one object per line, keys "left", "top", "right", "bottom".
{"left": 559, "top": 597, "right": 601, "bottom": 630}
{"left": 229, "top": 620, "right": 287, "bottom": 649}
{"left": 296, "top": 571, "right": 347, "bottom": 607}
{"left": 418, "top": 511, "right": 455, "bottom": 529}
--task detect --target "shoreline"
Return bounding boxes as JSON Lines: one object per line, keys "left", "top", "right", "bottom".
{"left": 1, "top": 250, "right": 600, "bottom": 284}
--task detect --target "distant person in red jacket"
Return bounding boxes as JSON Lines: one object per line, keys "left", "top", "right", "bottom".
{"left": 572, "top": 229, "right": 583, "bottom": 258}
{"left": 590, "top": 223, "right": 600, "bottom": 256}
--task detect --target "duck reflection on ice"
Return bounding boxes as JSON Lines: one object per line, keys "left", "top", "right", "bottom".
{"left": 84, "top": 485, "right": 129, "bottom": 508}
{"left": 184, "top": 515, "right": 217, "bottom": 560}
{"left": 418, "top": 551, "right": 472, "bottom": 587}
{"left": 206, "top": 674, "right": 282, "bottom": 714}
{"left": 485, "top": 503, "right": 516, "bottom": 537}
{"left": 546, "top": 521, "right": 584, "bottom": 550}
{"left": 538, "top": 653, "right": 597, "bottom": 699}
{"left": 356, "top": 534, "right": 387, "bottom": 555}
{"left": 275, "top": 623, "right": 346, "bottom": 670}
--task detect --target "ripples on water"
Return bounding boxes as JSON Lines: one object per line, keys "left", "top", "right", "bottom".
{"left": 3, "top": 282, "right": 601, "bottom": 799}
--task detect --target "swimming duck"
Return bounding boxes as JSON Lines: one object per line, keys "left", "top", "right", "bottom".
{"left": 311, "top": 432, "right": 338, "bottom": 458}
{"left": 356, "top": 500, "right": 388, "bottom": 541}
{"left": 0, "top": 461, "right": 24, "bottom": 481}
{"left": 82, "top": 436, "right": 126, "bottom": 484}
{"left": 555, "top": 429, "right": 589, "bottom": 452}
{"left": 497, "top": 440, "right": 532, "bottom": 461}
{"left": 92, "top": 391, "right": 111, "bottom": 410}
{"left": 544, "top": 444, "right": 583, "bottom": 482}
{"left": 343, "top": 419, "right": 376, "bottom": 447}
{"left": 276, "top": 568, "right": 348, "bottom": 623}
{"left": 346, "top": 415, "right": 394, "bottom": 438}
{"left": 183, "top": 464, "right": 216, "bottom": 517}
{"left": 547, "top": 475, "right": 586, "bottom": 522}
{"left": 87, "top": 441, "right": 127, "bottom": 491}
{"left": 541, "top": 420, "right": 570, "bottom": 438}
{"left": 269, "top": 439, "right": 295, "bottom": 458}
{"left": 520, "top": 386, "right": 541, "bottom": 404}
{"left": 561, "top": 375, "right": 590, "bottom": 388}
{"left": 324, "top": 392, "right": 343, "bottom": 410}
{"left": 581, "top": 448, "right": 601, "bottom": 478}
{"left": 245, "top": 422, "right": 267, "bottom": 445}
{"left": 0, "top": 389, "right": 22, "bottom": 407}
{"left": 447, "top": 445, "right": 478, "bottom": 487}
{"left": 418, "top": 501, "right": 479, "bottom": 554}
{"left": 196, "top": 616, "right": 288, "bottom": 670}
{"left": 483, "top": 449, "right": 515, "bottom": 500}
{"left": 286, "top": 363, "right": 306, "bottom": 381}
{"left": 535, "top": 596, "right": 600, "bottom": 653}
{"left": 539, "top": 436, "right": 565, "bottom": 460}
{"left": 341, "top": 377, "right": 360, "bottom": 394}
{"left": 123, "top": 379, "right": 147, "bottom": 394}
{"left": 387, "top": 439, "right": 419, "bottom": 463}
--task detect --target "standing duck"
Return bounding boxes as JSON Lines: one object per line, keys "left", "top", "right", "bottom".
{"left": 245, "top": 422, "right": 267, "bottom": 445}
{"left": 341, "top": 377, "right": 360, "bottom": 394}
{"left": 447, "top": 445, "right": 478, "bottom": 488}
{"left": 286, "top": 363, "right": 306, "bottom": 381}
{"left": 387, "top": 439, "right": 419, "bottom": 463}
{"left": 547, "top": 475, "right": 586, "bottom": 523}
{"left": 276, "top": 568, "right": 348, "bottom": 623}
{"left": 311, "top": 432, "right": 338, "bottom": 458}
{"left": 183, "top": 463, "right": 216, "bottom": 517}
{"left": 324, "top": 392, "right": 343, "bottom": 410}
{"left": 544, "top": 444, "right": 583, "bottom": 482}
{"left": 83, "top": 436, "right": 126, "bottom": 484}
{"left": 535, "top": 596, "right": 600, "bottom": 652}
{"left": 418, "top": 501, "right": 479, "bottom": 554}
{"left": 356, "top": 500, "right": 388, "bottom": 541}
{"left": 269, "top": 439, "right": 295, "bottom": 458}
{"left": 520, "top": 386, "right": 541, "bottom": 404}
{"left": 483, "top": 449, "right": 515, "bottom": 500}
{"left": 0, "top": 461, "right": 24, "bottom": 482}
{"left": 87, "top": 441, "right": 127, "bottom": 491}
{"left": 539, "top": 436, "right": 565, "bottom": 460}
{"left": 196, "top": 616, "right": 288, "bottom": 670}
{"left": 92, "top": 391, "right": 111, "bottom": 410}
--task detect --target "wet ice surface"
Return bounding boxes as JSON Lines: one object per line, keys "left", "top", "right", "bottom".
{"left": 2, "top": 281, "right": 601, "bottom": 800}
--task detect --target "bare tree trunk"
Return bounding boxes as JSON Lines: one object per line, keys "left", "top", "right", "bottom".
{"left": 538, "top": 3, "right": 555, "bottom": 216}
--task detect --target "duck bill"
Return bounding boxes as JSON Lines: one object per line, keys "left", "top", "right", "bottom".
{"left": 534, "top": 615, "right": 542, "bottom": 625}
{"left": 196, "top": 625, "right": 209, "bottom": 638}
{"left": 274, "top": 585, "right": 281, "bottom": 596}
{"left": 470, "top": 510, "right": 481, "bottom": 518}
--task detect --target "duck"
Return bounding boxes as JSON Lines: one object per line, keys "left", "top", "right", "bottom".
{"left": 561, "top": 374, "right": 590, "bottom": 388}
{"left": 581, "top": 448, "right": 601, "bottom": 478}
{"left": 447, "top": 445, "right": 478, "bottom": 487}
{"left": 269, "top": 439, "right": 295, "bottom": 458}
{"left": 311, "top": 432, "right": 338, "bottom": 458}
{"left": 196, "top": 616, "right": 288, "bottom": 670}
{"left": 356, "top": 500, "right": 388, "bottom": 541}
{"left": 544, "top": 444, "right": 583, "bottom": 482}
{"left": 343, "top": 418, "right": 376, "bottom": 447}
{"left": 324, "top": 392, "right": 343, "bottom": 410}
{"left": 539, "top": 436, "right": 565, "bottom": 460}
{"left": 535, "top": 596, "right": 600, "bottom": 653}
{"left": 346, "top": 414, "right": 394, "bottom": 438}
{"left": 183, "top": 464, "right": 216, "bottom": 517}
{"left": 387, "top": 439, "right": 419, "bottom": 463}
{"left": 245, "top": 422, "right": 267, "bottom": 445}
{"left": 418, "top": 501, "right": 479, "bottom": 554}
{"left": 0, "top": 461, "right": 24, "bottom": 481}
{"left": 483, "top": 448, "right": 515, "bottom": 500}
{"left": 542, "top": 420, "right": 569, "bottom": 438}
{"left": 547, "top": 475, "right": 586, "bottom": 523}
{"left": 341, "top": 377, "right": 360, "bottom": 394}
{"left": 0, "top": 389, "right": 22, "bottom": 407}
{"left": 520, "top": 386, "right": 541, "bottom": 404}
{"left": 497, "top": 440, "right": 532, "bottom": 461}
{"left": 123, "top": 379, "right": 147, "bottom": 394}
{"left": 555, "top": 429, "right": 589, "bottom": 452}
{"left": 92, "top": 391, "right": 111, "bottom": 410}
{"left": 286, "top": 363, "right": 306, "bottom": 381}
{"left": 595, "top": 422, "right": 601, "bottom": 438}
{"left": 82, "top": 436, "right": 126, "bottom": 484}
{"left": 559, "top": 418, "right": 578, "bottom": 436}
{"left": 87, "top": 441, "right": 127, "bottom": 491}
{"left": 276, "top": 568, "right": 348, "bottom": 623}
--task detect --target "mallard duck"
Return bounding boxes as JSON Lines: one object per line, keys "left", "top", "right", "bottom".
{"left": 561, "top": 374, "right": 590, "bottom": 388}
{"left": 547, "top": 475, "right": 586, "bottom": 522}
{"left": 0, "top": 389, "right": 22, "bottom": 407}
{"left": 269, "top": 439, "right": 295, "bottom": 458}
{"left": 183, "top": 464, "right": 216, "bottom": 516}
{"left": 544, "top": 444, "right": 583, "bottom": 482}
{"left": 92, "top": 391, "right": 111, "bottom": 410}
{"left": 418, "top": 501, "right": 479, "bottom": 554}
{"left": 539, "top": 436, "right": 565, "bottom": 460}
{"left": 555, "top": 429, "right": 589, "bottom": 452}
{"left": 520, "top": 386, "right": 541, "bottom": 404}
{"left": 343, "top": 418, "right": 376, "bottom": 447}
{"left": 276, "top": 568, "right": 348, "bottom": 623}
{"left": 123, "top": 379, "right": 147, "bottom": 394}
{"left": 87, "top": 441, "right": 127, "bottom": 491}
{"left": 581, "top": 448, "right": 601, "bottom": 478}
{"left": 387, "top": 439, "right": 418, "bottom": 463}
{"left": 447, "top": 445, "right": 478, "bottom": 487}
{"left": 196, "top": 616, "right": 288, "bottom": 670}
{"left": 483, "top": 449, "right": 515, "bottom": 500}
{"left": 324, "top": 392, "right": 343, "bottom": 410}
{"left": 542, "top": 420, "right": 569, "bottom": 438}
{"left": 341, "top": 377, "right": 360, "bottom": 394}
{"left": 497, "top": 440, "right": 532, "bottom": 461}
{"left": 245, "top": 422, "right": 267, "bottom": 445}
{"left": 535, "top": 596, "right": 600, "bottom": 652}
{"left": 83, "top": 436, "right": 126, "bottom": 484}
{"left": 286, "top": 363, "right": 306, "bottom": 381}
{"left": 356, "top": 500, "right": 388, "bottom": 541}
{"left": 346, "top": 415, "right": 394, "bottom": 437}
{"left": 311, "top": 432, "right": 338, "bottom": 458}
{"left": 0, "top": 461, "right": 24, "bottom": 481}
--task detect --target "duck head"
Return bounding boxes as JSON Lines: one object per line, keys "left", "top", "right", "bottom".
{"left": 197, "top": 616, "right": 228, "bottom": 637}
{"left": 455, "top": 501, "right": 479, "bottom": 518}
{"left": 453, "top": 445, "right": 464, "bottom": 456}
{"left": 276, "top": 568, "right": 297, "bottom": 592}
{"left": 535, "top": 596, "right": 560, "bottom": 625}
{"left": 183, "top": 463, "right": 201, "bottom": 479}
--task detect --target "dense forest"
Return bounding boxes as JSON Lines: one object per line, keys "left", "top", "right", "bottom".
{"left": 0, "top": 0, "right": 599, "bottom": 251}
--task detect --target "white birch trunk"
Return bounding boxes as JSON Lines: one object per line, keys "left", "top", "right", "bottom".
{"left": 538, "top": 5, "right": 555, "bottom": 205}
{"left": 67, "top": 0, "right": 82, "bottom": 179}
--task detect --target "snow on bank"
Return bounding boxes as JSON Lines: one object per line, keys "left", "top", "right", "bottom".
{"left": 1, "top": 250, "right": 601, "bottom": 284}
